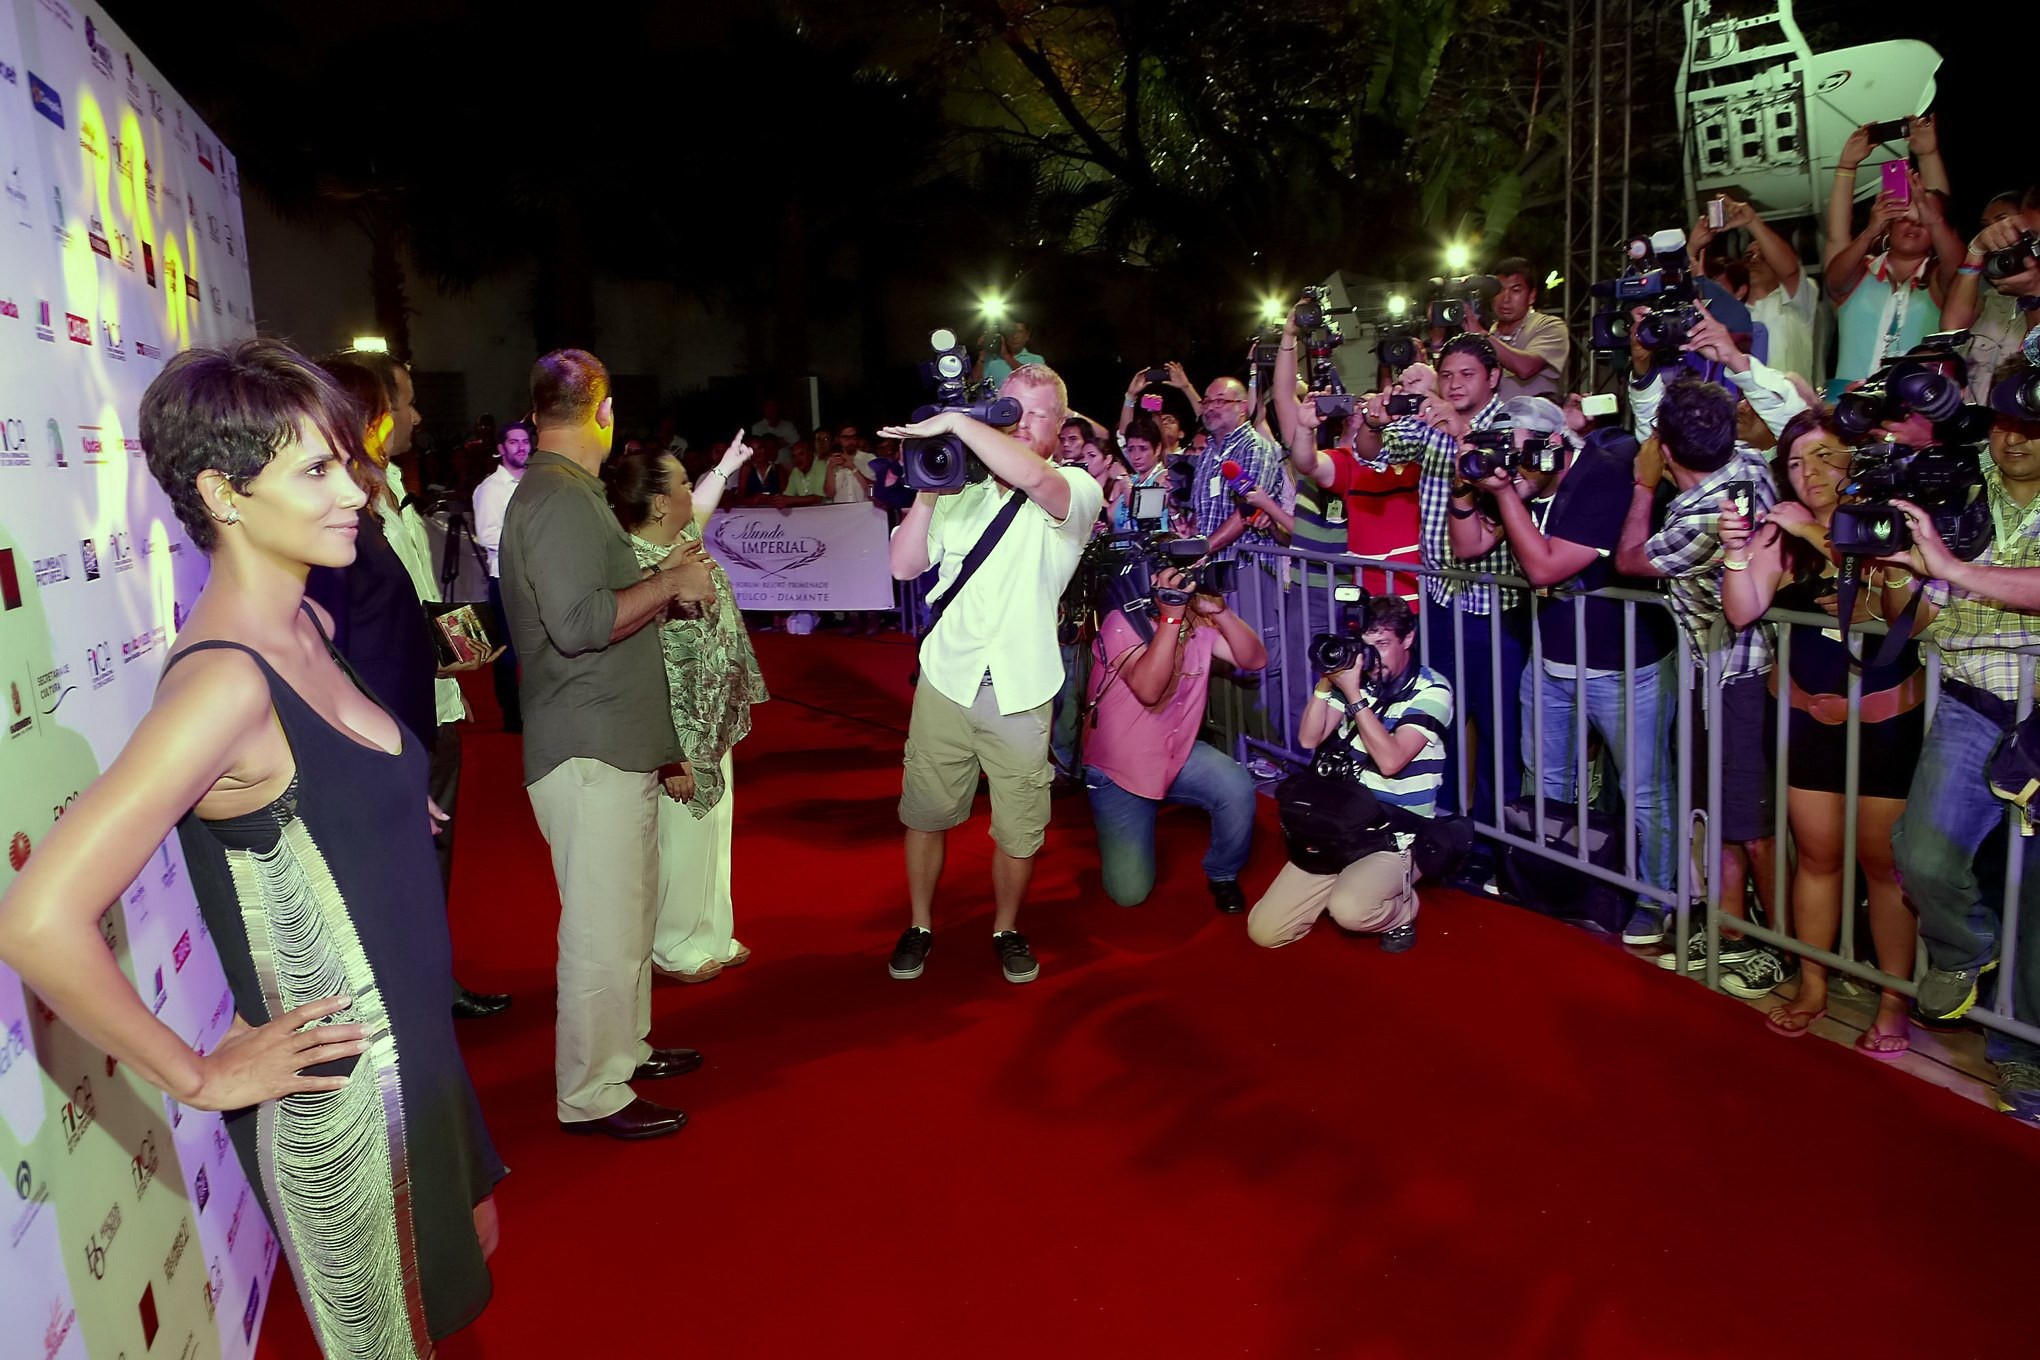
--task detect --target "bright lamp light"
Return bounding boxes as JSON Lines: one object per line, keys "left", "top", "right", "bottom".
{"left": 351, "top": 335, "right": 389, "bottom": 353}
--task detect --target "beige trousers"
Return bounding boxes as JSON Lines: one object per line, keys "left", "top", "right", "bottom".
{"left": 528, "top": 757, "right": 659, "bottom": 1121}
{"left": 653, "top": 751, "right": 742, "bottom": 974}
{"left": 1246, "top": 847, "right": 1420, "bottom": 948}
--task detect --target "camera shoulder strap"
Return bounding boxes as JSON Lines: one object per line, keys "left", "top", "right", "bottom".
{"left": 1835, "top": 553, "right": 1925, "bottom": 674}
{"left": 923, "top": 489, "right": 1028, "bottom": 636}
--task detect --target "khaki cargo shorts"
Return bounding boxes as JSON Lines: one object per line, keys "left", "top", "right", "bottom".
{"left": 899, "top": 677, "right": 1053, "bottom": 857}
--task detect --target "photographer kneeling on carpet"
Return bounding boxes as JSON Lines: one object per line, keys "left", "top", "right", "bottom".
{"left": 1082, "top": 566, "right": 1267, "bottom": 911}
{"left": 1248, "top": 594, "right": 1457, "bottom": 952}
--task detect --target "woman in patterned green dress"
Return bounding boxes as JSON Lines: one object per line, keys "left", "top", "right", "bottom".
{"left": 604, "top": 438, "right": 768, "bottom": 981}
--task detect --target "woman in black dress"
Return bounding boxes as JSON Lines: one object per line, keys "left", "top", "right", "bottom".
{"left": 1719, "top": 408, "right": 1923, "bottom": 1057}
{"left": 0, "top": 339, "right": 503, "bottom": 1356}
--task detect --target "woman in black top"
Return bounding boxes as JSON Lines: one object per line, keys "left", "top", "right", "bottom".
{"left": 0, "top": 340, "right": 503, "bottom": 1356}
{"left": 1719, "top": 408, "right": 1922, "bottom": 1057}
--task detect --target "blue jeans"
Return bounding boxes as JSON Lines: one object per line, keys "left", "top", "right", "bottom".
{"left": 1421, "top": 596, "right": 1528, "bottom": 823}
{"left": 1519, "top": 655, "right": 1678, "bottom": 899}
{"left": 1084, "top": 743, "right": 1257, "bottom": 906}
{"left": 1892, "top": 691, "right": 2040, "bottom": 1065}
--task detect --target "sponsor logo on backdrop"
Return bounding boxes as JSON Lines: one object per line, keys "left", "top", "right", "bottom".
{"left": 206, "top": 211, "right": 218, "bottom": 243}
{"left": 162, "top": 844, "right": 180, "bottom": 888}
{"left": 186, "top": 190, "right": 196, "bottom": 219}
{"left": 172, "top": 928, "right": 192, "bottom": 970}
{"left": 124, "top": 626, "right": 165, "bottom": 665}
{"left": 60, "top": 1075, "right": 95, "bottom": 1151}
{"left": 226, "top": 1184, "right": 247, "bottom": 1250}
{"left": 165, "top": 256, "right": 180, "bottom": 295}
{"left": 111, "top": 530, "right": 137, "bottom": 572}
{"left": 136, "top": 339, "right": 163, "bottom": 359}
{"left": 113, "top": 133, "right": 132, "bottom": 184}
{"left": 149, "top": 966, "right": 166, "bottom": 1014}
{"left": 165, "top": 1218, "right": 191, "bottom": 1280}
{"left": 4, "top": 165, "right": 26, "bottom": 227}
{"left": 131, "top": 1130, "right": 159, "bottom": 1197}
{"left": 111, "top": 222, "right": 135, "bottom": 271}
{"left": 8, "top": 681, "right": 31, "bottom": 738}
{"left": 125, "top": 52, "right": 143, "bottom": 109}
{"left": 185, "top": 271, "right": 200, "bottom": 302}
{"left": 100, "top": 319, "right": 125, "bottom": 360}
{"left": 210, "top": 284, "right": 222, "bottom": 316}
{"left": 8, "top": 831, "right": 28, "bottom": 870}
{"left": 65, "top": 312, "right": 90, "bottom": 346}
{"left": 143, "top": 240, "right": 156, "bottom": 285}
{"left": 1, "top": 1024, "right": 26, "bottom": 1084}
{"left": 0, "top": 549, "right": 19, "bottom": 608}
{"left": 0, "top": 297, "right": 16, "bottom": 319}
{"left": 138, "top": 1281, "right": 159, "bottom": 1350}
{"left": 226, "top": 222, "right": 236, "bottom": 257}
{"left": 79, "top": 538, "right": 99, "bottom": 579}
{"left": 208, "top": 989, "right": 230, "bottom": 1031}
{"left": 43, "top": 1298, "right": 76, "bottom": 1360}
{"left": 88, "top": 642, "right": 114, "bottom": 689}
{"left": 0, "top": 416, "right": 24, "bottom": 465}
{"left": 39, "top": 0, "right": 75, "bottom": 31}
{"left": 37, "top": 663, "right": 73, "bottom": 714}
{"left": 47, "top": 419, "right": 65, "bottom": 466}
{"left": 196, "top": 135, "right": 214, "bottom": 174}
{"left": 143, "top": 155, "right": 157, "bottom": 205}
{"left": 86, "top": 212, "right": 109, "bottom": 258}
{"left": 34, "top": 300, "right": 54, "bottom": 341}
{"left": 48, "top": 184, "right": 68, "bottom": 248}
{"left": 79, "top": 120, "right": 104, "bottom": 165}
{"left": 149, "top": 83, "right": 163, "bottom": 120}
{"left": 32, "top": 553, "right": 69, "bottom": 586}
{"left": 0, "top": 55, "right": 14, "bottom": 85}
{"left": 193, "top": 1164, "right": 210, "bottom": 1212}
{"left": 79, "top": 426, "right": 106, "bottom": 462}
{"left": 28, "top": 72, "right": 62, "bottom": 128}
{"left": 84, "top": 16, "right": 114, "bottom": 78}
{"left": 243, "top": 1277, "right": 261, "bottom": 1342}
{"left": 82, "top": 1200, "right": 119, "bottom": 1277}
{"left": 8, "top": 1156, "right": 49, "bottom": 1250}
{"left": 123, "top": 436, "right": 142, "bottom": 458}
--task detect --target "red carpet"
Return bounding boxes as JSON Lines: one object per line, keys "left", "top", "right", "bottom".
{"left": 258, "top": 632, "right": 2040, "bottom": 1359}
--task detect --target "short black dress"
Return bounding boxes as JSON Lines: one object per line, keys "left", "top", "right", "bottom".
{"left": 164, "top": 612, "right": 503, "bottom": 1356}
{"left": 1773, "top": 572, "right": 1924, "bottom": 800}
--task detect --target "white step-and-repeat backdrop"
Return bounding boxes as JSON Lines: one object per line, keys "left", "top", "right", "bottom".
{"left": 0, "top": 2, "right": 271, "bottom": 1357}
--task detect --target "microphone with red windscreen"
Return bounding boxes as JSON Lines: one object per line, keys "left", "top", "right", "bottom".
{"left": 1219, "top": 459, "right": 1257, "bottom": 497}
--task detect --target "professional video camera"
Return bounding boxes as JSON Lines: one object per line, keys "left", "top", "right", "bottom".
{"left": 1064, "top": 521, "right": 1240, "bottom": 644}
{"left": 1984, "top": 230, "right": 2040, "bottom": 283}
{"left": 1588, "top": 229, "right": 1701, "bottom": 360}
{"left": 1828, "top": 441, "right": 1991, "bottom": 559}
{"left": 902, "top": 327, "right": 1021, "bottom": 492}
{"left": 1306, "top": 585, "right": 1388, "bottom": 686}
{"left": 1420, "top": 274, "right": 1503, "bottom": 338}
{"left": 1454, "top": 422, "right": 1567, "bottom": 483}
{"left": 1832, "top": 334, "right": 1980, "bottom": 441}
{"left": 1993, "top": 363, "right": 2040, "bottom": 420}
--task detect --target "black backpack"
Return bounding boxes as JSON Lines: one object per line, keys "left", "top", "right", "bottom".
{"left": 1274, "top": 736, "right": 1398, "bottom": 875}
{"left": 1498, "top": 796, "right": 1633, "bottom": 934}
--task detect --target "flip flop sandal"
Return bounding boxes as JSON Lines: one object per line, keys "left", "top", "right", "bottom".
{"left": 1765, "top": 1005, "right": 1826, "bottom": 1038}
{"left": 1854, "top": 1024, "right": 1912, "bottom": 1062}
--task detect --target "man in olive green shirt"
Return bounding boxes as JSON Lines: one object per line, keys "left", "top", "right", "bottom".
{"left": 500, "top": 348, "right": 716, "bottom": 1141}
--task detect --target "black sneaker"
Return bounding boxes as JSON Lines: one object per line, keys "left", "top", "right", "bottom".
{"left": 1379, "top": 922, "right": 1417, "bottom": 954}
{"left": 1719, "top": 945, "right": 1791, "bottom": 999}
{"left": 1208, "top": 879, "right": 1247, "bottom": 914}
{"left": 888, "top": 926, "right": 933, "bottom": 980}
{"left": 993, "top": 931, "right": 1039, "bottom": 984}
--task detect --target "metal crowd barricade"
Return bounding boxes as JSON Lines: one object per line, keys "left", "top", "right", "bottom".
{"left": 1223, "top": 540, "right": 2040, "bottom": 1057}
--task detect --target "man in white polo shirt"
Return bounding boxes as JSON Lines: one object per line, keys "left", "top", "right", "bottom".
{"left": 880, "top": 364, "right": 1103, "bottom": 984}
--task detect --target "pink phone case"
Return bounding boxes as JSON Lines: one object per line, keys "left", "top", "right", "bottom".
{"left": 1880, "top": 160, "right": 1911, "bottom": 202}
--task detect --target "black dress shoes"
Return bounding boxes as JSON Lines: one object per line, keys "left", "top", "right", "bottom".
{"left": 632, "top": 1047, "right": 704, "bottom": 1081}
{"left": 1208, "top": 879, "right": 1247, "bottom": 914}
{"left": 558, "top": 1098, "right": 687, "bottom": 1141}
{"left": 451, "top": 985, "right": 513, "bottom": 1020}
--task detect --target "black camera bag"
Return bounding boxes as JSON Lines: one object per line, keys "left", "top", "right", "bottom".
{"left": 1498, "top": 795, "right": 1632, "bottom": 935}
{"left": 1274, "top": 736, "right": 1398, "bottom": 875}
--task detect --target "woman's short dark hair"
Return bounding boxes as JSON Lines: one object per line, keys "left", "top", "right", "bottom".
{"left": 1124, "top": 416, "right": 1163, "bottom": 447}
{"left": 1657, "top": 375, "right": 1740, "bottom": 474}
{"left": 602, "top": 445, "right": 674, "bottom": 531}
{"left": 314, "top": 356, "right": 394, "bottom": 515}
{"left": 139, "top": 338, "right": 361, "bottom": 553}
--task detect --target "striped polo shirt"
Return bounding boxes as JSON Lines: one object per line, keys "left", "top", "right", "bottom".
{"left": 1335, "top": 662, "right": 1452, "bottom": 818}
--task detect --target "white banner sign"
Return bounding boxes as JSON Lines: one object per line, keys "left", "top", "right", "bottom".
{"left": 708, "top": 503, "right": 895, "bottom": 610}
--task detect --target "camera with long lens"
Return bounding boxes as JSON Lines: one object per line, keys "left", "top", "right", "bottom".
{"left": 901, "top": 326, "right": 1021, "bottom": 492}
{"left": 1307, "top": 585, "right": 1387, "bottom": 686}
{"left": 1589, "top": 229, "right": 1698, "bottom": 359}
{"left": 1376, "top": 319, "right": 1423, "bottom": 370}
{"left": 1828, "top": 441, "right": 1991, "bottom": 559}
{"left": 1420, "top": 274, "right": 1502, "bottom": 338}
{"left": 1832, "top": 336, "right": 1972, "bottom": 441}
{"left": 1455, "top": 425, "right": 1566, "bottom": 483}
{"left": 1983, "top": 230, "right": 2040, "bottom": 283}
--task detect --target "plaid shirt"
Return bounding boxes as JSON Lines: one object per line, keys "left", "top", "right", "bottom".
{"left": 1643, "top": 444, "right": 1777, "bottom": 680}
{"left": 1379, "top": 396, "right": 1522, "bottom": 612}
{"left": 1190, "top": 421, "right": 1283, "bottom": 561}
{"left": 1922, "top": 465, "right": 2040, "bottom": 703}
